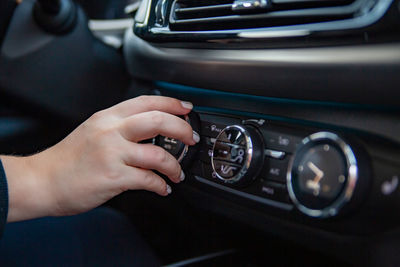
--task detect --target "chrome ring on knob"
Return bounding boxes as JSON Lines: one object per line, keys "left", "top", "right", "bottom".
{"left": 211, "top": 125, "right": 254, "bottom": 184}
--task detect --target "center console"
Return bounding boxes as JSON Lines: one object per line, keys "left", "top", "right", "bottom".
{"left": 154, "top": 108, "right": 400, "bottom": 235}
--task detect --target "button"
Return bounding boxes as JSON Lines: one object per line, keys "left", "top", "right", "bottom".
{"left": 201, "top": 121, "right": 226, "bottom": 138}
{"left": 366, "top": 159, "right": 400, "bottom": 214}
{"left": 260, "top": 128, "right": 302, "bottom": 153}
{"left": 265, "top": 149, "right": 285, "bottom": 159}
{"left": 258, "top": 181, "right": 290, "bottom": 203}
{"left": 199, "top": 113, "right": 241, "bottom": 138}
{"left": 260, "top": 157, "right": 290, "bottom": 183}
{"left": 373, "top": 160, "right": 400, "bottom": 198}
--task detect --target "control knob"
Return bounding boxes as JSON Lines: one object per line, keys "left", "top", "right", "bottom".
{"left": 287, "top": 132, "right": 361, "bottom": 218}
{"left": 211, "top": 125, "right": 264, "bottom": 186}
{"left": 153, "top": 112, "right": 200, "bottom": 166}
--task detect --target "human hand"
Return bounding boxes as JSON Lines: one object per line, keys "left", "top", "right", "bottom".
{"left": 1, "top": 96, "right": 199, "bottom": 222}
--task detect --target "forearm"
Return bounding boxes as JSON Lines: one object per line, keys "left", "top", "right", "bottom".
{"left": 0, "top": 96, "right": 196, "bottom": 224}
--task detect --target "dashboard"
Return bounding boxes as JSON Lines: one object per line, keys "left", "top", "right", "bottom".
{"left": 1, "top": 0, "right": 400, "bottom": 265}
{"left": 124, "top": 0, "right": 400, "bottom": 265}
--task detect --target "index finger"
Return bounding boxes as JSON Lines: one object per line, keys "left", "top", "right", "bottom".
{"left": 106, "top": 95, "right": 193, "bottom": 118}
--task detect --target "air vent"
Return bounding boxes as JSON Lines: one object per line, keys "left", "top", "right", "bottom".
{"left": 169, "top": 0, "right": 363, "bottom": 31}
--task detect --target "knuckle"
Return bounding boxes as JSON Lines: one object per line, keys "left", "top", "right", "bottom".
{"left": 142, "top": 171, "right": 159, "bottom": 189}
{"left": 137, "top": 95, "right": 153, "bottom": 106}
{"left": 152, "top": 147, "right": 168, "bottom": 163}
{"left": 174, "top": 163, "right": 181, "bottom": 179}
{"left": 149, "top": 111, "right": 164, "bottom": 126}
{"left": 184, "top": 123, "right": 193, "bottom": 136}
{"left": 86, "top": 112, "right": 117, "bottom": 136}
{"left": 90, "top": 110, "right": 106, "bottom": 122}
{"left": 178, "top": 122, "right": 193, "bottom": 142}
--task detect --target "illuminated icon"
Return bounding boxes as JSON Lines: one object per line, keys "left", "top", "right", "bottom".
{"left": 269, "top": 168, "right": 280, "bottom": 176}
{"left": 164, "top": 144, "right": 172, "bottom": 150}
{"left": 381, "top": 176, "right": 399, "bottom": 195}
{"left": 231, "top": 148, "right": 245, "bottom": 163}
{"left": 210, "top": 125, "right": 222, "bottom": 133}
{"left": 221, "top": 165, "right": 237, "bottom": 175}
{"left": 164, "top": 137, "right": 177, "bottom": 144}
{"left": 278, "top": 136, "right": 290, "bottom": 146}
{"left": 261, "top": 186, "right": 274, "bottom": 195}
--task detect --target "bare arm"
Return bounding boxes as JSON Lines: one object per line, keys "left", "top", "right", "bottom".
{"left": 0, "top": 95, "right": 198, "bottom": 222}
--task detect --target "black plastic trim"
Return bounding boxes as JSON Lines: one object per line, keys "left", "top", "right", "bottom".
{"left": 124, "top": 31, "right": 400, "bottom": 107}
{"left": 195, "top": 176, "right": 294, "bottom": 210}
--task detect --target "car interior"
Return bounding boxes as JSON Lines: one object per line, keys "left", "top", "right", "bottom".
{"left": 1, "top": 0, "right": 400, "bottom": 266}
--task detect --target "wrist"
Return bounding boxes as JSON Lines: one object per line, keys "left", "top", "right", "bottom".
{"left": 1, "top": 154, "right": 56, "bottom": 222}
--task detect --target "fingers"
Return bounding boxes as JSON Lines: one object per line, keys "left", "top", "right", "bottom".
{"left": 120, "top": 111, "right": 198, "bottom": 145}
{"left": 107, "top": 95, "right": 193, "bottom": 118}
{"left": 122, "top": 167, "right": 171, "bottom": 196}
{"left": 123, "top": 143, "right": 184, "bottom": 184}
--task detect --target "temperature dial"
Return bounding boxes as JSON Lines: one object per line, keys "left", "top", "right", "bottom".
{"left": 287, "top": 132, "right": 358, "bottom": 218}
{"left": 154, "top": 112, "right": 200, "bottom": 164}
{"left": 211, "top": 125, "right": 264, "bottom": 186}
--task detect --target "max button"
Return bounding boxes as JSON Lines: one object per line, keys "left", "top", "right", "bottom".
{"left": 259, "top": 181, "right": 290, "bottom": 203}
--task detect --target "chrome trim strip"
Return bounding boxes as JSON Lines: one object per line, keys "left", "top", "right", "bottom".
{"left": 163, "top": 249, "right": 236, "bottom": 267}
{"left": 195, "top": 176, "right": 293, "bottom": 211}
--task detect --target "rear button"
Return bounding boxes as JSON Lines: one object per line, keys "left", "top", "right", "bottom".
{"left": 262, "top": 131, "right": 301, "bottom": 153}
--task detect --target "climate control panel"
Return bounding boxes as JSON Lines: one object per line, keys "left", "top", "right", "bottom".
{"left": 154, "top": 110, "right": 400, "bottom": 231}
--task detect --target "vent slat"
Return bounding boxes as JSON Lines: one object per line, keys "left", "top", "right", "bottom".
{"left": 272, "top": 0, "right": 351, "bottom": 3}
{"left": 175, "top": 4, "right": 232, "bottom": 14}
{"left": 173, "top": 9, "right": 353, "bottom": 24}
{"left": 169, "top": 0, "right": 361, "bottom": 31}
{"left": 174, "top": 4, "right": 234, "bottom": 19}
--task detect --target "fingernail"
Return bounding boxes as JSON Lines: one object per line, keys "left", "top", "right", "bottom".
{"left": 193, "top": 131, "right": 200, "bottom": 143}
{"left": 180, "top": 170, "right": 185, "bottom": 182}
{"left": 166, "top": 184, "right": 172, "bottom": 195}
{"left": 181, "top": 101, "right": 193, "bottom": 110}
